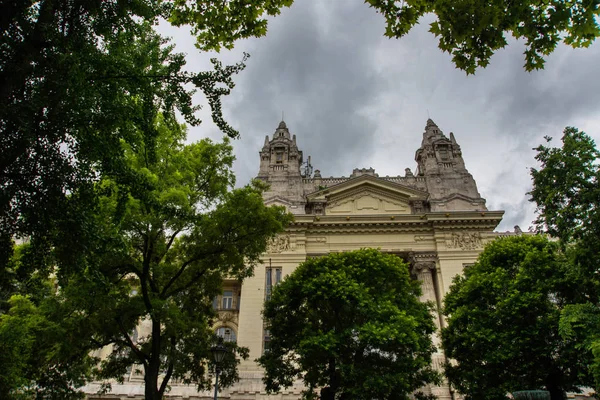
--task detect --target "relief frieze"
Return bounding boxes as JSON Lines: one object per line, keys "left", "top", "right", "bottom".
{"left": 267, "top": 234, "right": 295, "bottom": 253}
{"left": 446, "top": 231, "right": 483, "bottom": 250}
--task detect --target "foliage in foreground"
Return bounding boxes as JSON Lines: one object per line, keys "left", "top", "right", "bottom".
{"left": 259, "top": 249, "right": 438, "bottom": 400}
{"left": 1, "top": 2, "right": 294, "bottom": 396}
{"left": 366, "top": 0, "right": 600, "bottom": 73}
{"left": 1, "top": 0, "right": 293, "bottom": 271}
{"left": 84, "top": 116, "right": 291, "bottom": 399}
{"left": 442, "top": 235, "right": 592, "bottom": 400}
{"left": 529, "top": 127, "right": 600, "bottom": 393}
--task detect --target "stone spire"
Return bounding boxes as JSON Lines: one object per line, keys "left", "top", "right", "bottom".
{"left": 414, "top": 118, "right": 487, "bottom": 211}
{"left": 449, "top": 132, "right": 457, "bottom": 144}
{"left": 273, "top": 120, "right": 291, "bottom": 140}
{"left": 422, "top": 118, "right": 447, "bottom": 146}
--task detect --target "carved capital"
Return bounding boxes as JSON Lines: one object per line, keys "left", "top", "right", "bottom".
{"left": 413, "top": 261, "right": 436, "bottom": 272}
{"left": 408, "top": 252, "right": 437, "bottom": 275}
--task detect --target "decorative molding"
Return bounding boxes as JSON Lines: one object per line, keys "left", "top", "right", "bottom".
{"left": 414, "top": 234, "right": 434, "bottom": 242}
{"left": 412, "top": 261, "right": 436, "bottom": 272}
{"left": 445, "top": 231, "right": 482, "bottom": 250}
{"left": 306, "top": 236, "right": 327, "bottom": 243}
{"left": 217, "top": 311, "right": 239, "bottom": 326}
{"left": 409, "top": 251, "right": 438, "bottom": 274}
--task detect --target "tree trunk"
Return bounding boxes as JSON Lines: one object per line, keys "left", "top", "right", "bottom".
{"left": 144, "top": 359, "right": 162, "bottom": 400}
{"left": 144, "top": 318, "right": 163, "bottom": 400}
{"left": 546, "top": 380, "right": 566, "bottom": 400}
{"left": 320, "top": 386, "right": 334, "bottom": 400}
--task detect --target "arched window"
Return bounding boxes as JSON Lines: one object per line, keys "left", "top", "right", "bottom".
{"left": 216, "top": 327, "right": 237, "bottom": 343}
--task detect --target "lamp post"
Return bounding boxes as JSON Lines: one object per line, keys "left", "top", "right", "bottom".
{"left": 210, "top": 343, "right": 228, "bottom": 400}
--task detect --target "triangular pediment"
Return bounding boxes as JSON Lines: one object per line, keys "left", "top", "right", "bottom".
{"left": 263, "top": 195, "right": 294, "bottom": 208}
{"left": 307, "top": 175, "right": 428, "bottom": 216}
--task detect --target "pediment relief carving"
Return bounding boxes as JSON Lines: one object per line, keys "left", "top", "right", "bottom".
{"left": 325, "top": 190, "right": 411, "bottom": 215}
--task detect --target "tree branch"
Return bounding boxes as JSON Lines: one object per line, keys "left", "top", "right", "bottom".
{"left": 156, "top": 228, "right": 181, "bottom": 265}
{"left": 116, "top": 318, "right": 148, "bottom": 366}
{"left": 161, "top": 255, "right": 214, "bottom": 298}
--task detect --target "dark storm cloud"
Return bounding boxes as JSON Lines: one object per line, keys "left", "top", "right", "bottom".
{"left": 225, "top": 0, "right": 389, "bottom": 184}
{"left": 479, "top": 42, "right": 600, "bottom": 136}
{"left": 167, "top": 1, "right": 600, "bottom": 232}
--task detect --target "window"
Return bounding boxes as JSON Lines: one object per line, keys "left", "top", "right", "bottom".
{"left": 264, "top": 268, "right": 281, "bottom": 353}
{"left": 265, "top": 267, "right": 282, "bottom": 302}
{"left": 222, "top": 290, "right": 233, "bottom": 310}
{"left": 263, "top": 329, "right": 271, "bottom": 353}
{"left": 276, "top": 152, "right": 283, "bottom": 163}
{"left": 216, "top": 327, "right": 236, "bottom": 343}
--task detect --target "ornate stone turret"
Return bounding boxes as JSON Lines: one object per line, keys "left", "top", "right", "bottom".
{"left": 256, "top": 118, "right": 487, "bottom": 215}
{"left": 415, "top": 119, "right": 487, "bottom": 211}
{"left": 257, "top": 121, "right": 306, "bottom": 213}
{"left": 415, "top": 119, "right": 486, "bottom": 211}
{"left": 258, "top": 120, "right": 303, "bottom": 179}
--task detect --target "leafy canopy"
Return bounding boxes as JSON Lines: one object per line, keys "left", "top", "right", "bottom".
{"left": 529, "top": 127, "right": 600, "bottom": 393}
{"left": 60, "top": 114, "right": 291, "bottom": 400}
{"left": 1, "top": 1, "right": 294, "bottom": 396}
{"left": 442, "top": 235, "right": 592, "bottom": 400}
{"left": 0, "top": 0, "right": 293, "bottom": 271}
{"left": 366, "top": 0, "right": 600, "bottom": 73}
{"left": 258, "top": 249, "right": 438, "bottom": 400}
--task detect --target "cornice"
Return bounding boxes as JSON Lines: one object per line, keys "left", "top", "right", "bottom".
{"left": 288, "top": 211, "right": 504, "bottom": 233}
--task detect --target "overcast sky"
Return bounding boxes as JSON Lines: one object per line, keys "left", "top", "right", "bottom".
{"left": 159, "top": 0, "right": 600, "bottom": 232}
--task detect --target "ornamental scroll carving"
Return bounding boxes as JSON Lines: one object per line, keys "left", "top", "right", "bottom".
{"left": 217, "top": 311, "right": 238, "bottom": 325}
{"left": 410, "top": 259, "right": 438, "bottom": 324}
{"left": 267, "top": 234, "right": 295, "bottom": 253}
{"left": 412, "top": 261, "right": 436, "bottom": 273}
{"left": 446, "top": 231, "right": 482, "bottom": 250}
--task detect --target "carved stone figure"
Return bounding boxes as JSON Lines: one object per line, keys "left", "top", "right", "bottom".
{"left": 446, "top": 232, "right": 482, "bottom": 250}
{"left": 267, "top": 234, "right": 293, "bottom": 253}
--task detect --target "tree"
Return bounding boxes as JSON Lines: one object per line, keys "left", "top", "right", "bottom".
{"left": 1, "top": 2, "right": 294, "bottom": 396}
{"left": 51, "top": 113, "right": 291, "bottom": 400}
{"left": 530, "top": 127, "right": 600, "bottom": 293}
{"left": 258, "top": 249, "right": 438, "bottom": 400}
{"left": 441, "top": 235, "right": 592, "bottom": 400}
{"left": 529, "top": 127, "right": 600, "bottom": 392}
{"left": 366, "top": 0, "right": 599, "bottom": 73}
{"left": 0, "top": 245, "right": 98, "bottom": 399}
{"left": 1, "top": 9, "right": 295, "bottom": 397}
{"left": 0, "top": 0, "right": 293, "bottom": 273}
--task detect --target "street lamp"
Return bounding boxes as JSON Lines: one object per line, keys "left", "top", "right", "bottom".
{"left": 210, "top": 343, "right": 228, "bottom": 400}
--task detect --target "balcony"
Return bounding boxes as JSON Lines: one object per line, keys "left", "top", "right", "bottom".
{"left": 213, "top": 284, "right": 241, "bottom": 326}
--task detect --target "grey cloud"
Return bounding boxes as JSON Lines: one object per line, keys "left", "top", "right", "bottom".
{"left": 489, "top": 44, "right": 600, "bottom": 135}
{"left": 492, "top": 198, "right": 537, "bottom": 233}
{"left": 224, "top": 0, "right": 391, "bottom": 184}
{"left": 167, "top": 1, "right": 600, "bottom": 232}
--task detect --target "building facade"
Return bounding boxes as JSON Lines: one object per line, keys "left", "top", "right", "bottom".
{"left": 88, "top": 119, "right": 510, "bottom": 399}
{"left": 228, "top": 119, "right": 502, "bottom": 400}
